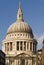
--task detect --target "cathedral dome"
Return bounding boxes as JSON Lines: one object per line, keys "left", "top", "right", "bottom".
{"left": 7, "top": 4, "right": 33, "bottom": 36}
{"left": 7, "top": 20, "right": 33, "bottom": 34}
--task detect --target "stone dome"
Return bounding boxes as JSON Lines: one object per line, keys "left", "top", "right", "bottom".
{"left": 7, "top": 4, "right": 33, "bottom": 37}
{"left": 7, "top": 20, "right": 33, "bottom": 34}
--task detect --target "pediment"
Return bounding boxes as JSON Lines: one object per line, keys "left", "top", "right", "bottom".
{"left": 15, "top": 53, "right": 32, "bottom": 59}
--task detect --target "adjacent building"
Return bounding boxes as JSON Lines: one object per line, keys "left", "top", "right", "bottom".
{"left": 2, "top": 4, "right": 38, "bottom": 65}
{"left": 36, "top": 39, "right": 44, "bottom": 65}
{"left": 36, "top": 49, "right": 42, "bottom": 65}
{"left": 0, "top": 50, "right": 5, "bottom": 65}
{"left": 41, "top": 40, "right": 44, "bottom": 65}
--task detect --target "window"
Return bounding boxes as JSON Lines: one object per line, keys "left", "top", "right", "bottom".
{"left": 30, "top": 42, "right": 32, "bottom": 51}
{"left": 24, "top": 42, "right": 26, "bottom": 50}
{"left": 7, "top": 43, "right": 9, "bottom": 51}
{"left": 19, "top": 14, "right": 21, "bottom": 18}
{"left": 33, "top": 44, "right": 36, "bottom": 52}
{"left": 5, "top": 43, "right": 6, "bottom": 51}
{"left": 21, "top": 59, "right": 25, "bottom": 65}
{"left": 15, "top": 34, "right": 16, "bottom": 36}
{"left": 23, "top": 34, "right": 24, "bottom": 36}
{"left": 10, "top": 34, "right": 11, "bottom": 37}
{"left": 20, "top": 34, "right": 22, "bottom": 36}
{"left": 10, "top": 42, "right": 12, "bottom": 51}
{"left": 34, "top": 44, "right": 36, "bottom": 52}
{"left": 17, "top": 41, "right": 19, "bottom": 50}
{"left": 20, "top": 41, "right": 22, "bottom": 50}
{"left": 18, "top": 34, "right": 19, "bottom": 36}
{"left": 33, "top": 43, "right": 34, "bottom": 51}
{"left": 17, "top": 41, "right": 27, "bottom": 51}
{"left": 27, "top": 43, "right": 29, "bottom": 50}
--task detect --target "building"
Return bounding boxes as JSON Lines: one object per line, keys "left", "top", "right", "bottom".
{"left": 0, "top": 50, "right": 5, "bottom": 65}
{"left": 36, "top": 49, "right": 42, "bottom": 65}
{"left": 2, "top": 4, "right": 37, "bottom": 65}
{"left": 41, "top": 40, "right": 44, "bottom": 65}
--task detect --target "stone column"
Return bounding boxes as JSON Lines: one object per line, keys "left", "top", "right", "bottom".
{"left": 28, "top": 60, "right": 30, "bottom": 65}
{"left": 6, "top": 44, "right": 8, "bottom": 52}
{"left": 15, "top": 60, "right": 16, "bottom": 65}
{"left": 19, "top": 60, "right": 21, "bottom": 65}
{"left": 15, "top": 42, "right": 16, "bottom": 51}
{"left": 28, "top": 60, "right": 29, "bottom": 65}
{"left": 35, "top": 61, "right": 36, "bottom": 65}
{"left": 25, "top": 59, "right": 26, "bottom": 65}
{"left": 16, "top": 60, "right": 18, "bottom": 65}
{"left": 32, "top": 43, "right": 33, "bottom": 51}
{"left": 6, "top": 43, "right": 8, "bottom": 51}
{"left": 26, "top": 59, "right": 28, "bottom": 65}
{"left": 14, "top": 60, "right": 15, "bottom": 65}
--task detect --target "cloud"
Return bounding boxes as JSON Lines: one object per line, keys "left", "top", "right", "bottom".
{"left": 34, "top": 34, "right": 38, "bottom": 39}
{"left": 34, "top": 34, "right": 44, "bottom": 44}
{"left": 34, "top": 34, "right": 44, "bottom": 49}
{"left": 37, "top": 34, "right": 44, "bottom": 44}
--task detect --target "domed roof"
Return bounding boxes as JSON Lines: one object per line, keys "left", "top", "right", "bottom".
{"left": 7, "top": 20, "right": 32, "bottom": 34}
{"left": 7, "top": 4, "right": 33, "bottom": 36}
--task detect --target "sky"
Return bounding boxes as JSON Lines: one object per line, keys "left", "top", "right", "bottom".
{"left": 0, "top": 0, "right": 44, "bottom": 50}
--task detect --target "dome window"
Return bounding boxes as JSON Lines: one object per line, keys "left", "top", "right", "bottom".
{"left": 15, "top": 34, "right": 16, "bottom": 36}
{"left": 20, "top": 34, "right": 22, "bottom": 36}
{"left": 18, "top": 34, "right": 19, "bottom": 36}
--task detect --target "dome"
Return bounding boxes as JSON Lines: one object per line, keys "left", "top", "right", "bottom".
{"left": 7, "top": 4, "right": 33, "bottom": 36}
{"left": 7, "top": 20, "right": 33, "bottom": 34}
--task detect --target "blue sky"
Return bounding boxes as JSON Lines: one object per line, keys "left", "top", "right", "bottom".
{"left": 0, "top": 0, "right": 44, "bottom": 49}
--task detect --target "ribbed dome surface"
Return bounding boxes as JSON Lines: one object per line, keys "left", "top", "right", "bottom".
{"left": 7, "top": 4, "right": 33, "bottom": 36}
{"left": 7, "top": 20, "right": 33, "bottom": 34}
